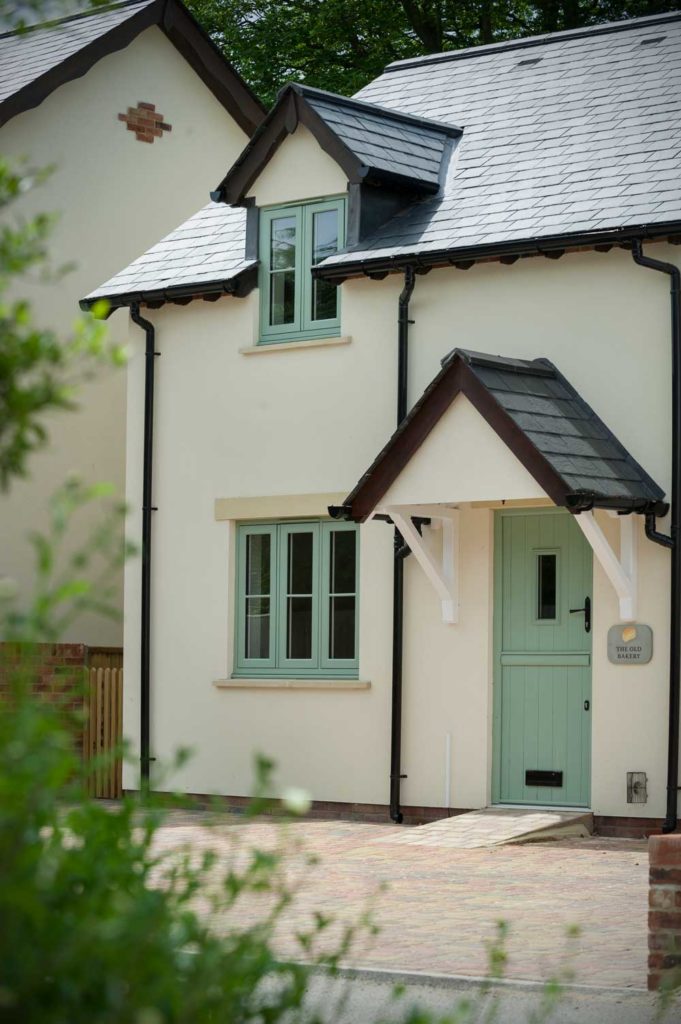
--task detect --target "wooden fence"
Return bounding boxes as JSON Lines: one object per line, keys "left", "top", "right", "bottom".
{"left": 83, "top": 667, "right": 123, "bottom": 798}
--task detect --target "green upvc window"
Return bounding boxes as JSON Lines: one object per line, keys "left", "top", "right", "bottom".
{"left": 259, "top": 198, "right": 345, "bottom": 344}
{"left": 235, "top": 520, "right": 359, "bottom": 677}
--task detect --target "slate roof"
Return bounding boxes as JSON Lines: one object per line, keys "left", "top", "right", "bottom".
{"left": 85, "top": 11, "right": 681, "bottom": 304}
{"left": 214, "top": 83, "right": 460, "bottom": 205}
{"left": 290, "top": 86, "right": 459, "bottom": 192}
{"left": 462, "top": 351, "right": 666, "bottom": 504}
{"left": 318, "top": 10, "right": 681, "bottom": 276}
{"left": 339, "top": 349, "right": 667, "bottom": 521}
{"left": 81, "top": 203, "right": 254, "bottom": 308}
{"left": 0, "top": 0, "right": 264, "bottom": 132}
{"left": 0, "top": 1, "right": 152, "bottom": 107}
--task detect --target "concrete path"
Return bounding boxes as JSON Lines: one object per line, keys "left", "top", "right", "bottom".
{"left": 304, "top": 970, "right": 676, "bottom": 1024}
{"left": 151, "top": 814, "right": 651, "bottom": 990}
{"left": 376, "top": 807, "right": 594, "bottom": 849}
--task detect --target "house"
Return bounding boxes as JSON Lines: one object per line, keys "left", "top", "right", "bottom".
{"left": 0, "top": 0, "right": 263, "bottom": 645}
{"left": 84, "top": 11, "right": 681, "bottom": 836}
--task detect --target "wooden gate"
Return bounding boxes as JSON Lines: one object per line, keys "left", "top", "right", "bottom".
{"left": 83, "top": 667, "right": 123, "bottom": 798}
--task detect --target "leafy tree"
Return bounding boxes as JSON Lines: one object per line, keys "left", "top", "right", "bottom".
{"left": 188, "top": 0, "right": 674, "bottom": 105}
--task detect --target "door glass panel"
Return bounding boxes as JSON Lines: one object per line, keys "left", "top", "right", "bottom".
{"left": 244, "top": 534, "right": 271, "bottom": 658}
{"left": 270, "top": 215, "right": 296, "bottom": 325}
{"left": 311, "top": 209, "right": 338, "bottom": 321}
{"left": 328, "top": 530, "right": 356, "bottom": 659}
{"left": 537, "top": 552, "right": 557, "bottom": 620}
{"left": 286, "top": 532, "right": 314, "bottom": 659}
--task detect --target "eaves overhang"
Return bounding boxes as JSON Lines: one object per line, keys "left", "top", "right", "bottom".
{"left": 79, "top": 263, "right": 258, "bottom": 315}
{"left": 314, "top": 221, "right": 681, "bottom": 282}
{"left": 337, "top": 348, "right": 668, "bottom": 523}
{"left": 0, "top": 0, "right": 265, "bottom": 134}
{"left": 212, "top": 82, "right": 462, "bottom": 207}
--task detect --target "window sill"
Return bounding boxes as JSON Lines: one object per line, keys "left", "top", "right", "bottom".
{"left": 240, "top": 336, "right": 351, "bottom": 355}
{"left": 214, "top": 678, "right": 370, "bottom": 691}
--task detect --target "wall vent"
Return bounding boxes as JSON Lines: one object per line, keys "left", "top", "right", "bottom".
{"left": 627, "top": 771, "right": 648, "bottom": 803}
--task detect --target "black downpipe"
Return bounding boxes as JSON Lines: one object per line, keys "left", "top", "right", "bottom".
{"left": 131, "top": 303, "right": 157, "bottom": 791}
{"left": 632, "top": 241, "right": 681, "bottom": 834}
{"left": 390, "top": 266, "right": 416, "bottom": 824}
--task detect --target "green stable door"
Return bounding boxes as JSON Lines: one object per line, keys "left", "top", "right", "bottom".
{"left": 493, "top": 510, "right": 593, "bottom": 807}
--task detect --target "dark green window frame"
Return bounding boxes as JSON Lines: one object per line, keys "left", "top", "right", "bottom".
{"left": 235, "top": 520, "right": 359, "bottom": 678}
{"left": 258, "top": 198, "right": 345, "bottom": 345}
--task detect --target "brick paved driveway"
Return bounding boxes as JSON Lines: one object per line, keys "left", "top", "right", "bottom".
{"left": 151, "top": 815, "right": 648, "bottom": 990}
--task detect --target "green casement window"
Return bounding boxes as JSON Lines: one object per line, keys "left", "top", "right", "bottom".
{"left": 235, "top": 520, "right": 359, "bottom": 677}
{"left": 259, "top": 198, "right": 345, "bottom": 344}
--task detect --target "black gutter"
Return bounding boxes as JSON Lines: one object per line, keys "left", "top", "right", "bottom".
{"left": 389, "top": 266, "right": 416, "bottom": 824}
{"left": 79, "top": 265, "right": 258, "bottom": 316}
{"left": 632, "top": 241, "right": 681, "bottom": 834}
{"left": 565, "top": 494, "right": 669, "bottom": 517}
{"left": 130, "top": 303, "right": 157, "bottom": 791}
{"left": 313, "top": 221, "right": 681, "bottom": 284}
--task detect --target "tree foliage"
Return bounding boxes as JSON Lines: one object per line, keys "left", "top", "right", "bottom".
{"left": 188, "top": 0, "right": 674, "bottom": 105}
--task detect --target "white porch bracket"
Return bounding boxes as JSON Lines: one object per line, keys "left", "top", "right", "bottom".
{"left": 574, "top": 510, "right": 638, "bottom": 621}
{"left": 385, "top": 505, "right": 460, "bottom": 624}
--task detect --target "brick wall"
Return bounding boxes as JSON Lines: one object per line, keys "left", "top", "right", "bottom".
{"left": 595, "top": 815, "right": 664, "bottom": 839}
{"left": 0, "top": 642, "right": 87, "bottom": 709}
{"left": 648, "top": 834, "right": 681, "bottom": 991}
{"left": 127, "top": 792, "right": 470, "bottom": 826}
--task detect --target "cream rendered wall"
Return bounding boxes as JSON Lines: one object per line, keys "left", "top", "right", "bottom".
{"left": 395, "top": 247, "right": 677, "bottom": 816}
{"left": 588, "top": 511, "right": 671, "bottom": 818}
{"left": 248, "top": 124, "right": 348, "bottom": 207}
{"left": 401, "top": 507, "right": 494, "bottom": 811}
{"left": 382, "top": 395, "right": 546, "bottom": 506}
{"left": 0, "top": 26, "right": 248, "bottom": 644}
{"left": 122, "top": 123, "right": 680, "bottom": 817}
{"left": 121, "top": 295, "right": 396, "bottom": 798}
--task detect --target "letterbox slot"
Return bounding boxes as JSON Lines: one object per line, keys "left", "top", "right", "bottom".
{"left": 526, "top": 769, "right": 563, "bottom": 787}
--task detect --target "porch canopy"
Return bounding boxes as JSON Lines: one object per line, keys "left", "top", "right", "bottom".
{"left": 331, "top": 349, "right": 667, "bottom": 623}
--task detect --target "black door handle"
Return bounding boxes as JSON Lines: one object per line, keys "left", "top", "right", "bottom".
{"left": 584, "top": 700, "right": 590, "bottom": 711}
{"left": 569, "top": 595, "right": 591, "bottom": 633}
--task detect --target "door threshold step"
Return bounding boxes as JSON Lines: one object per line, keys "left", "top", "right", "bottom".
{"left": 496, "top": 804, "right": 592, "bottom": 812}
{"left": 376, "top": 807, "right": 594, "bottom": 849}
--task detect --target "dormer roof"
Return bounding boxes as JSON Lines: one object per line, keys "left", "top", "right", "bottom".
{"left": 212, "top": 83, "right": 461, "bottom": 205}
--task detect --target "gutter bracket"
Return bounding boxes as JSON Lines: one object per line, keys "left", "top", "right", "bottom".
{"left": 386, "top": 505, "right": 460, "bottom": 624}
{"left": 574, "top": 510, "right": 637, "bottom": 621}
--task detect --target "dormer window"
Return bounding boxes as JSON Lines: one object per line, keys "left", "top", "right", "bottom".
{"left": 259, "top": 197, "right": 345, "bottom": 344}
